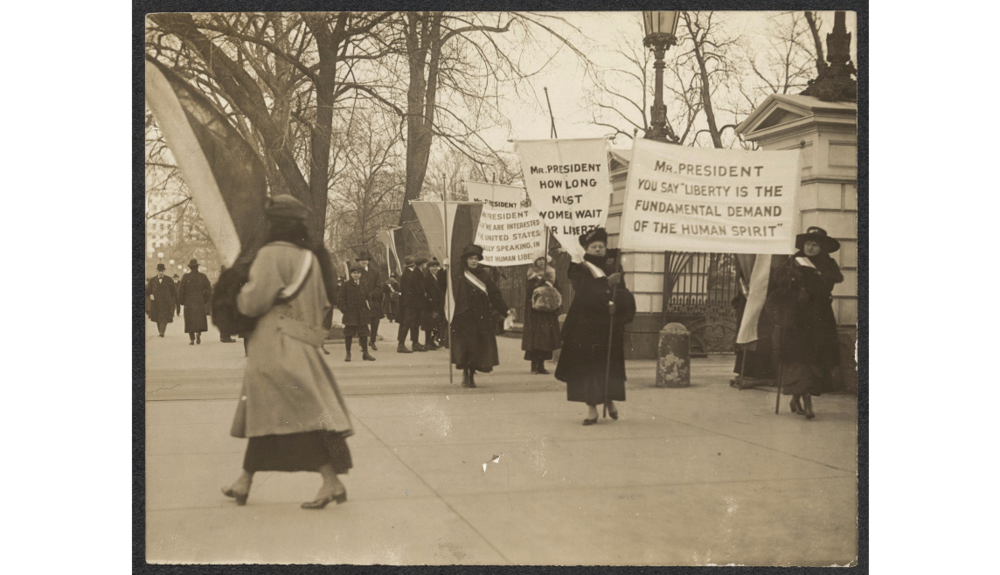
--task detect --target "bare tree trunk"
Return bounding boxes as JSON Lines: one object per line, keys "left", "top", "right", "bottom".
{"left": 804, "top": 12, "right": 827, "bottom": 76}
{"left": 686, "top": 13, "right": 724, "bottom": 149}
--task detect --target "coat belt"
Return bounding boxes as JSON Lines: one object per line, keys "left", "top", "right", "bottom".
{"left": 276, "top": 316, "right": 327, "bottom": 347}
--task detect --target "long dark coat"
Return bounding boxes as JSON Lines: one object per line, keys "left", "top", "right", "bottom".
{"left": 451, "top": 265, "right": 508, "bottom": 372}
{"left": 146, "top": 275, "right": 177, "bottom": 324}
{"left": 522, "top": 266, "right": 562, "bottom": 359}
{"left": 399, "top": 265, "right": 423, "bottom": 328}
{"left": 555, "top": 251, "right": 636, "bottom": 405}
{"left": 383, "top": 278, "right": 400, "bottom": 320}
{"left": 337, "top": 279, "right": 371, "bottom": 327}
{"left": 420, "top": 269, "right": 445, "bottom": 330}
{"left": 769, "top": 251, "right": 843, "bottom": 395}
{"left": 359, "top": 265, "right": 383, "bottom": 320}
{"left": 177, "top": 271, "right": 212, "bottom": 334}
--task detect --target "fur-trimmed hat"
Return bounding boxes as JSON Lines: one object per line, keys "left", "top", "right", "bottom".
{"left": 795, "top": 226, "right": 840, "bottom": 254}
{"left": 264, "top": 194, "right": 311, "bottom": 221}
{"left": 579, "top": 227, "right": 608, "bottom": 248}
{"left": 460, "top": 244, "right": 484, "bottom": 260}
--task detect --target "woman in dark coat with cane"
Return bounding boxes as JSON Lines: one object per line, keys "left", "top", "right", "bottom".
{"left": 770, "top": 226, "right": 844, "bottom": 419}
{"left": 451, "top": 244, "right": 509, "bottom": 388}
{"left": 177, "top": 259, "right": 212, "bottom": 345}
{"left": 555, "top": 228, "right": 636, "bottom": 425}
{"left": 522, "top": 253, "right": 562, "bottom": 374}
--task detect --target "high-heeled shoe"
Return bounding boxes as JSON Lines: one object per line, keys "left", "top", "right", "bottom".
{"left": 221, "top": 486, "right": 249, "bottom": 506}
{"left": 301, "top": 489, "right": 347, "bottom": 509}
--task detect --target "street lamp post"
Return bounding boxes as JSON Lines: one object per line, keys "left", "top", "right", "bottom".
{"left": 642, "top": 11, "right": 681, "bottom": 144}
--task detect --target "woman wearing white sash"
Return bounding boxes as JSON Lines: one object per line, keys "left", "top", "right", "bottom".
{"left": 450, "top": 244, "right": 509, "bottom": 388}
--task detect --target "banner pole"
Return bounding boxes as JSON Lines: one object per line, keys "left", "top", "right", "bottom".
{"left": 443, "top": 193, "right": 453, "bottom": 385}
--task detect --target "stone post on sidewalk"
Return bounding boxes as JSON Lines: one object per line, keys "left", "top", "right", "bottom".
{"left": 656, "top": 323, "right": 690, "bottom": 388}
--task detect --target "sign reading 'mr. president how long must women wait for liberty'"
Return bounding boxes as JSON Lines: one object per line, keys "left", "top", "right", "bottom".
{"left": 618, "top": 138, "right": 801, "bottom": 255}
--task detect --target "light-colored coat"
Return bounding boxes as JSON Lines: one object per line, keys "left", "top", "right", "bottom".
{"left": 230, "top": 241, "right": 353, "bottom": 439}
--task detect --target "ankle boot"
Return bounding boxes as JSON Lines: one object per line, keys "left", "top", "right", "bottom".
{"left": 530, "top": 359, "right": 539, "bottom": 374}
{"left": 536, "top": 360, "right": 549, "bottom": 375}
{"left": 802, "top": 395, "right": 815, "bottom": 419}
{"left": 397, "top": 342, "right": 412, "bottom": 353}
{"left": 790, "top": 395, "right": 804, "bottom": 415}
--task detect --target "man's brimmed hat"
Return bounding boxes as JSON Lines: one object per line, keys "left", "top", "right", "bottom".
{"left": 264, "top": 194, "right": 311, "bottom": 221}
{"left": 579, "top": 227, "right": 608, "bottom": 248}
{"left": 413, "top": 255, "right": 429, "bottom": 266}
{"left": 460, "top": 244, "right": 484, "bottom": 260}
{"left": 349, "top": 262, "right": 365, "bottom": 273}
{"left": 428, "top": 257, "right": 441, "bottom": 268}
{"left": 156, "top": 263, "right": 165, "bottom": 271}
{"left": 188, "top": 259, "right": 199, "bottom": 267}
{"left": 795, "top": 226, "right": 840, "bottom": 254}
{"left": 404, "top": 255, "right": 415, "bottom": 266}
{"left": 355, "top": 251, "right": 372, "bottom": 261}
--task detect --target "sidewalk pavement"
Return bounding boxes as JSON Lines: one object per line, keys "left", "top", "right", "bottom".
{"left": 144, "top": 317, "right": 858, "bottom": 566}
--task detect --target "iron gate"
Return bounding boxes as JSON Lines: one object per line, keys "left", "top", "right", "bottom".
{"left": 663, "top": 252, "right": 739, "bottom": 354}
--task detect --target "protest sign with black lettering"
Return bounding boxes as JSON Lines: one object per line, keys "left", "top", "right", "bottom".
{"left": 515, "top": 138, "right": 613, "bottom": 261}
{"left": 618, "top": 138, "right": 800, "bottom": 254}
{"left": 465, "top": 182, "right": 545, "bottom": 266}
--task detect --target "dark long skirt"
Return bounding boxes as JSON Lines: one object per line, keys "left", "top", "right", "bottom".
{"left": 243, "top": 430, "right": 353, "bottom": 474}
{"left": 566, "top": 372, "right": 625, "bottom": 406}
{"left": 521, "top": 308, "right": 561, "bottom": 356}
{"left": 779, "top": 363, "right": 827, "bottom": 397}
{"left": 451, "top": 311, "right": 499, "bottom": 372}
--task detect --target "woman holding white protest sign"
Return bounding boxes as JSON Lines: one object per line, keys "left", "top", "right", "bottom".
{"left": 770, "top": 226, "right": 843, "bottom": 419}
{"left": 555, "top": 228, "right": 636, "bottom": 425}
{"left": 451, "top": 244, "right": 510, "bottom": 388}
{"left": 522, "top": 253, "right": 562, "bottom": 374}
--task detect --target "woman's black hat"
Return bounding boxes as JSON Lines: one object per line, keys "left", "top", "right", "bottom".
{"left": 460, "top": 244, "right": 484, "bottom": 260}
{"left": 579, "top": 227, "right": 608, "bottom": 248}
{"left": 795, "top": 226, "right": 840, "bottom": 253}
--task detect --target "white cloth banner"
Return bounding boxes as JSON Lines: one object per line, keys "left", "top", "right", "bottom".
{"left": 515, "top": 138, "right": 613, "bottom": 262}
{"left": 465, "top": 182, "right": 545, "bottom": 266}
{"left": 619, "top": 138, "right": 800, "bottom": 255}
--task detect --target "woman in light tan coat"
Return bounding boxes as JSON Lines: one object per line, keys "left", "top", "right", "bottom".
{"left": 222, "top": 195, "right": 353, "bottom": 510}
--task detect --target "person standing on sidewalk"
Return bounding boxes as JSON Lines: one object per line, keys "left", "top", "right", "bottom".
{"left": 451, "top": 244, "right": 509, "bottom": 388}
{"left": 338, "top": 263, "right": 376, "bottom": 362}
{"left": 177, "top": 259, "right": 212, "bottom": 346}
{"left": 355, "top": 251, "right": 384, "bottom": 351}
{"left": 384, "top": 274, "right": 400, "bottom": 323}
{"left": 419, "top": 257, "right": 443, "bottom": 350}
{"left": 146, "top": 263, "right": 177, "bottom": 337}
{"left": 770, "top": 226, "right": 844, "bottom": 420}
{"left": 223, "top": 194, "right": 353, "bottom": 510}
{"left": 522, "top": 254, "right": 562, "bottom": 375}
{"left": 426, "top": 258, "right": 449, "bottom": 347}
{"left": 399, "top": 255, "right": 428, "bottom": 352}
{"left": 555, "top": 228, "right": 636, "bottom": 425}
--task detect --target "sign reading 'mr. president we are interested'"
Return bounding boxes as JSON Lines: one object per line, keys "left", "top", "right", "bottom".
{"left": 618, "top": 138, "right": 800, "bottom": 255}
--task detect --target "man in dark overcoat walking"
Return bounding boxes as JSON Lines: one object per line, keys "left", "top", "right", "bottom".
{"left": 146, "top": 263, "right": 177, "bottom": 337}
{"left": 355, "top": 252, "right": 384, "bottom": 351}
{"left": 177, "top": 258, "right": 213, "bottom": 345}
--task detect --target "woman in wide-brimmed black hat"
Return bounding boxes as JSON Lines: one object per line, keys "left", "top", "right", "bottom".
{"left": 769, "top": 226, "right": 844, "bottom": 419}
{"left": 555, "top": 228, "right": 636, "bottom": 425}
{"left": 450, "top": 244, "right": 509, "bottom": 388}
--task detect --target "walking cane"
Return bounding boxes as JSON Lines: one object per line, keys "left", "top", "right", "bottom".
{"left": 602, "top": 251, "right": 620, "bottom": 419}
{"left": 774, "top": 325, "right": 783, "bottom": 414}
